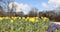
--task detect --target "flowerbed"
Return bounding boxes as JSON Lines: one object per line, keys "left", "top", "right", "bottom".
{"left": 0, "top": 17, "right": 60, "bottom": 32}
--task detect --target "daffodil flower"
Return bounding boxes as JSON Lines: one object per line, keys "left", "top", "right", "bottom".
{"left": 35, "top": 19, "right": 39, "bottom": 22}
{"left": 29, "top": 18, "right": 35, "bottom": 23}
{"left": 0, "top": 17, "right": 3, "bottom": 20}
{"left": 5, "top": 17, "right": 10, "bottom": 19}
{"left": 10, "top": 20, "right": 14, "bottom": 23}
{"left": 22, "top": 17, "right": 25, "bottom": 19}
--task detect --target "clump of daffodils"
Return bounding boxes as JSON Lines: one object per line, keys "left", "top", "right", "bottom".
{"left": 25, "top": 17, "right": 29, "bottom": 21}
{"left": 35, "top": 17, "right": 39, "bottom": 19}
{"left": 29, "top": 17, "right": 35, "bottom": 23}
{"left": 26, "top": 17, "right": 29, "bottom": 19}
{"left": 12, "top": 17, "right": 17, "bottom": 20}
{"left": 19, "top": 17, "right": 21, "bottom": 19}
{"left": 41, "top": 17, "right": 49, "bottom": 21}
{"left": 22, "top": 17, "right": 25, "bottom": 19}
{"left": 35, "top": 17, "right": 39, "bottom": 22}
{"left": 5, "top": 17, "right": 10, "bottom": 19}
{"left": 0, "top": 17, "right": 3, "bottom": 20}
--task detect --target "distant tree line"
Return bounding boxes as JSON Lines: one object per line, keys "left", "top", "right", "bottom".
{"left": 0, "top": 5, "right": 60, "bottom": 22}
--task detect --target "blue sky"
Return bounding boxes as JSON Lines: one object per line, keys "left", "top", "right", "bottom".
{"left": 14, "top": 0, "right": 60, "bottom": 14}
{"left": 1, "top": 0, "right": 59, "bottom": 14}
{"left": 15, "top": 0, "right": 48, "bottom": 10}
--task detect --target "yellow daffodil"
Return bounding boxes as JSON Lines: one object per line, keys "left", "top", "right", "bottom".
{"left": 35, "top": 17, "right": 38, "bottom": 19}
{"left": 0, "top": 17, "right": 3, "bottom": 20}
{"left": 25, "top": 17, "right": 30, "bottom": 21}
{"left": 13, "top": 17, "right": 17, "bottom": 20}
{"left": 43, "top": 17, "right": 49, "bottom": 21}
{"left": 22, "top": 17, "right": 25, "bottom": 19}
{"left": 10, "top": 20, "right": 14, "bottom": 23}
{"left": 11, "top": 17, "right": 18, "bottom": 20}
{"left": 5, "top": 17, "right": 10, "bottom": 19}
{"left": 19, "top": 17, "right": 21, "bottom": 19}
{"left": 35, "top": 19, "right": 39, "bottom": 22}
{"left": 27, "top": 17, "right": 29, "bottom": 19}
{"left": 25, "top": 19, "right": 27, "bottom": 21}
{"left": 41, "top": 16, "right": 44, "bottom": 19}
{"left": 12, "top": 17, "right": 14, "bottom": 18}
{"left": 29, "top": 18, "right": 35, "bottom": 23}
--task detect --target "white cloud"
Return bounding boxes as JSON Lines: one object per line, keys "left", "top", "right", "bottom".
{"left": 48, "top": 0, "right": 60, "bottom": 8}
{"left": 9, "top": 2, "right": 31, "bottom": 12}
{"left": 42, "top": 0, "right": 60, "bottom": 9}
{"left": 42, "top": 2, "right": 47, "bottom": 7}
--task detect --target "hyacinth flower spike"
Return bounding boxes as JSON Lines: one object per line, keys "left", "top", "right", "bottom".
{"left": 47, "top": 25, "right": 51, "bottom": 32}
{"left": 48, "top": 24, "right": 60, "bottom": 32}
{"left": 52, "top": 27, "right": 57, "bottom": 32}
{"left": 52, "top": 24, "right": 60, "bottom": 32}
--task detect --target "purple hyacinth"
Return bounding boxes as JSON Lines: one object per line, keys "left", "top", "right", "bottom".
{"left": 47, "top": 24, "right": 60, "bottom": 32}
{"left": 53, "top": 24, "right": 60, "bottom": 29}
{"left": 48, "top": 25, "right": 51, "bottom": 32}
{"left": 52, "top": 27, "right": 57, "bottom": 32}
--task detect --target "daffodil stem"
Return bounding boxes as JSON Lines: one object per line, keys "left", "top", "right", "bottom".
{"left": 10, "top": 23, "right": 13, "bottom": 32}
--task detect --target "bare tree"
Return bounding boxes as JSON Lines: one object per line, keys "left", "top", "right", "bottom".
{"left": 0, "top": 6, "right": 5, "bottom": 16}
{"left": 0, "top": 0, "right": 15, "bottom": 12}
{"left": 28, "top": 7, "right": 38, "bottom": 17}
{"left": 0, "top": 0, "right": 17, "bottom": 16}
